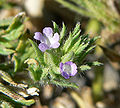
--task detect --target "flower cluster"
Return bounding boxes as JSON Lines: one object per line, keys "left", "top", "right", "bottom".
{"left": 34, "top": 27, "right": 78, "bottom": 79}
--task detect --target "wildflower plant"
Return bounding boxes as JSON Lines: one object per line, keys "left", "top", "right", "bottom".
{"left": 0, "top": 12, "right": 101, "bottom": 107}
{"left": 26, "top": 22, "right": 101, "bottom": 88}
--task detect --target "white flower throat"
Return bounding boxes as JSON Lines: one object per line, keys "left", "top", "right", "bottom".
{"left": 44, "top": 35, "right": 53, "bottom": 46}
{"left": 63, "top": 64, "right": 72, "bottom": 74}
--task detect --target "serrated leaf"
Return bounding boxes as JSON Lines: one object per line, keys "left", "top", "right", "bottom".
{"left": 29, "top": 39, "right": 45, "bottom": 66}
{"left": 80, "top": 65, "right": 91, "bottom": 71}
{"left": 0, "top": 47, "right": 15, "bottom": 55}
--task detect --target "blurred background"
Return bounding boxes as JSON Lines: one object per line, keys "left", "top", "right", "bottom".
{"left": 0, "top": 0, "right": 120, "bottom": 108}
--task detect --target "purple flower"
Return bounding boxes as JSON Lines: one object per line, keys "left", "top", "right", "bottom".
{"left": 34, "top": 27, "right": 60, "bottom": 52}
{"left": 60, "top": 61, "right": 77, "bottom": 79}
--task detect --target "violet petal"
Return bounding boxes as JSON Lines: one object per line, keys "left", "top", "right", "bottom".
{"left": 60, "top": 62, "right": 63, "bottom": 71}
{"left": 34, "top": 32, "right": 44, "bottom": 42}
{"left": 64, "top": 61, "right": 73, "bottom": 65}
{"left": 38, "top": 43, "right": 49, "bottom": 52}
{"left": 70, "top": 63, "right": 77, "bottom": 76}
{"left": 61, "top": 72, "right": 70, "bottom": 79}
{"left": 43, "top": 27, "right": 53, "bottom": 37}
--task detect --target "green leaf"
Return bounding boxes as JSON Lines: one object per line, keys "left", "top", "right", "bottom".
{"left": 3, "top": 25, "right": 24, "bottom": 41}
{"left": 89, "top": 36, "right": 100, "bottom": 45}
{"left": 51, "top": 79, "right": 78, "bottom": 88}
{"left": 20, "top": 46, "right": 34, "bottom": 63}
{"left": 79, "top": 45, "right": 96, "bottom": 62}
{"left": 40, "top": 68, "right": 49, "bottom": 80}
{"left": 80, "top": 34, "right": 89, "bottom": 44}
{"left": 25, "top": 58, "right": 43, "bottom": 81}
{"left": 72, "top": 30, "right": 81, "bottom": 44}
{"left": 28, "top": 67, "right": 38, "bottom": 81}
{"left": 53, "top": 21, "right": 59, "bottom": 33}
{"left": 0, "top": 17, "right": 13, "bottom": 27}
{"left": 68, "top": 31, "right": 81, "bottom": 52}
{"left": 29, "top": 39, "right": 45, "bottom": 66}
{"left": 79, "top": 45, "right": 96, "bottom": 61}
{"left": 0, "top": 37, "right": 13, "bottom": 48}
{"left": 60, "top": 22, "right": 66, "bottom": 41}
{"left": 80, "top": 65, "right": 91, "bottom": 71}
{"left": 13, "top": 56, "right": 20, "bottom": 72}
{"left": 61, "top": 51, "right": 74, "bottom": 63}
{"left": 44, "top": 52, "right": 60, "bottom": 74}
{"left": 69, "top": 38, "right": 81, "bottom": 52}
{"left": 92, "top": 61, "right": 103, "bottom": 66}
{"left": 63, "top": 32, "right": 72, "bottom": 53}
{"left": 72, "top": 22, "right": 81, "bottom": 36}
{"left": 0, "top": 47, "right": 15, "bottom": 55}
{"left": 44, "top": 52, "right": 55, "bottom": 66}
{"left": 6, "top": 12, "right": 26, "bottom": 32}
{"left": 75, "top": 42, "right": 89, "bottom": 55}
{"left": 0, "top": 41, "right": 15, "bottom": 48}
